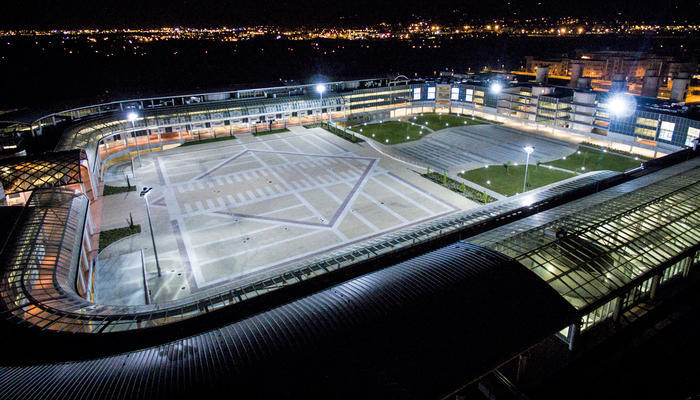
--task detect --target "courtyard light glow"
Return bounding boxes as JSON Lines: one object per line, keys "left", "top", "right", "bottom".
{"left": 127, "top": 112, "right": 138, "bottom": 122}
{"left": 489, "top": 82, "right": 503, "bottom": 94}
{"left": 315, "top": 84, "right": 326, "bottom": 94}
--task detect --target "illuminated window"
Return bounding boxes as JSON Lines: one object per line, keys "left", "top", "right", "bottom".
{"left": 658, "top": 121, "right": 675, "bottom": 141}
{"left": 634, "top": 127, "right": 656, "bottom": 138}
{"left": 635, "top": 117, "right": 657, "bottom": 128}
{"left": 465, "top": 89, "right": 474, "bottom": 102}
{"left": 413, "top": 88, "right": 421, "bottom": 100}
{"left": 686, "top": 127, "right": 700, "bottom": 147}
{"left": 451, "top": 87, "right": 460, "bottom": 100}
{"left": 427, "top": 87, "right": 436, "bottom": 100}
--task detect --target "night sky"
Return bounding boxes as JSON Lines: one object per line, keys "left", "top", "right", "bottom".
{"left": 1, "top": 0, "right": 698, "bottom": 28}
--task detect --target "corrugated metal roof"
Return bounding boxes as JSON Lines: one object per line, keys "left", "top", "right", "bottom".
{"left": 0, "top": 243, "right": 575, "bottom": 399}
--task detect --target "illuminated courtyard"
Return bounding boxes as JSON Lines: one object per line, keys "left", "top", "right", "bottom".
{"left": 95, "top": 127, "right": 470, "bottom": 304}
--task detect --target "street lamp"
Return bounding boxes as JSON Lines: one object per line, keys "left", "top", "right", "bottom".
{"left": 127, "top": 112, "right": 142, "bottom": 168}
{"left": 316, "top": 84, "right": 326, "bottom": 122}
{"left": 522, "top": 146, "right": 534, "bottom": 193}
{"left": 140, "top": 187, "right": 162, "bottom": 277}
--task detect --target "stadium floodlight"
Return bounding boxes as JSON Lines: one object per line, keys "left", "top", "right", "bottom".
{"left": 489, "top": 82, "right": 503, "bottom": 94}
{"left": 523, "top": 146, "right": 534, "bottom": 193}
{"left": 606, "top": 94, "right": 636, "bottom": 117}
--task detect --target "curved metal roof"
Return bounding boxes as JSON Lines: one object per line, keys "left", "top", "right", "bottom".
{"left": 469, "top": 158, "right": 700, "bottom": 315}
{"left": 0, "top": 243, "right": 575, "bottom": 399}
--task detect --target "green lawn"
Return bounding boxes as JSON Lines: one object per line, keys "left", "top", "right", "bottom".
{"left": 350, "top": 121, "right": 428, "bottom": 144}
{"left": 460, "top": 164, "right": 576, "bottom": 197}
{"left": 408, "top": 113, "right": 491, "bottom": 130}
{"left": 180, "top": 134, "right": 237, "bottom": 147}
{"left": 102, "top": 184, "right": 136, "bottom": 196}
{"left": 252, "top": 128, "right": 290, "bottom": 137}
{"left": 545, "top": 146, "right": 646, "bottom": 172}
{"left": 99, "top": 224, "right": 141, "bottom": 253}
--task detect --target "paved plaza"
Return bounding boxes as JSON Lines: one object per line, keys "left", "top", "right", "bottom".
{"left": 392, "top": 124, "right": 578, "bottom": 173}
{"left": 97, "top": 128, "right": 466, "bottom": 303}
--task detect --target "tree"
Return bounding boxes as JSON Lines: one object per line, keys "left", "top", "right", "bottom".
{"left": 503, "top": 162, "right": 510, "bottom": 175}
{"left": 426, "top": 166, "right": 430, "bottom": 175}
{"left": 461, "top": 182, "right": 466, "bottom": 193}
{"left": 443, "top": 170, "right": 448, "bottom": 185}
{"left": 483, "top": 190, "right": 488, "bottom": 204}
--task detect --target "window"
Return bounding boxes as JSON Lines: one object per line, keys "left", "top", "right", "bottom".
{"left": 658, "top": 121, "right": 675, "bottom": 141}
{"left": 427, "top": 87, "right": 436, "bottom": 100}
{"left": 634, "top": 127, "right": 656, "bottom": 138}
{"left": 465, "top": 89, "right": 474, "bottom": 102}
{"left": 451, "top": 87, "right": 460, "bottom": 100}
{"left": 686, "top": 126, "right": 700, "bottom": 147}
{"left": 413, "top": 88, "right": 421, "bottom": 100}
{"left": 636, "top": 117, "right": 658, "bottom": 128}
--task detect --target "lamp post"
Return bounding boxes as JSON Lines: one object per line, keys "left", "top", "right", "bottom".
{"left": 140, "top": 187, "right": 162, "bottom": 277}
{"left": 316, "top": 84, "right": 326, "bottom": 122}
{"left": 127, "top": 112, "right": 142, "bottom": 168}
{"left": 523, "top": 146, "right": 534, "bottom": 193}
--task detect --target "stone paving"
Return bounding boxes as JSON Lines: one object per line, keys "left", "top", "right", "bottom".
{"left": 95, "top": 128, "right": 473, "bottom": 304}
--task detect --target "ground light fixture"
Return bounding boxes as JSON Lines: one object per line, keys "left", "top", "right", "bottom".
{"left": 523, "top": 146, "right": 535, "bottom": 193}
{"left": 140, "top": 186, "right": 162, "bottom": 277}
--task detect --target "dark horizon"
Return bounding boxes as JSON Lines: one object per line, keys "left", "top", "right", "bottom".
{"left": 1, "top": 0, "right": 698, "bottom": 29}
